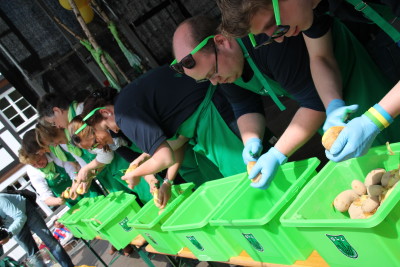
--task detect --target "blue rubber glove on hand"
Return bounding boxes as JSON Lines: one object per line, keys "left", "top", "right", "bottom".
{"left": 242, "top": 137, "right": 263, "bottom": 164}
{"left": 249, "top": 147, "right": 287, "bottom": 189}
{"left": 325, "top": 114, "right": 380, "bottom": 162}
{"left": 323, "top": 99, "right": 359, "bottom": 132}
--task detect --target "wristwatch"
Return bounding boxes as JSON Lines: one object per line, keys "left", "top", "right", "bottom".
{"left": 163, "top": 178, "right": 173, "bottom": 185}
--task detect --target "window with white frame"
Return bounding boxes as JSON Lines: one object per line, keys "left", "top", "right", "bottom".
{"left": 0, "top": 87, "right": 37, "bottom": 131}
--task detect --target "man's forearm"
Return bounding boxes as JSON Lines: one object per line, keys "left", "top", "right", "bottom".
{"left": 237, "top": 113, "right": 266, "bottom": 143}
{"left": 275, "top": 108, "right": 325, "bottom": 156}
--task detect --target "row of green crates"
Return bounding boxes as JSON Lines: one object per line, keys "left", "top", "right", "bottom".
{"left": 59, "top": 143, "right": 400, "bottom": 267}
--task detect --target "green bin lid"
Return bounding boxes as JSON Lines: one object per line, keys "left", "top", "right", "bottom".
{"left": 129, "top": 182, "right": 195, "bottom": 229}
{"left": 210, "top": 158, "right": 320, "bottom": 227}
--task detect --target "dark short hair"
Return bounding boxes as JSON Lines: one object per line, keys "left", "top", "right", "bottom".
{"left": 216, "top": 0, "right": 271, "bottom": 37}
{"left": 82, "top": 87, "right": 118, "bottom": 127}
{"left": 36, "top": 93, "right": 70, "bottom": 118}
{"left": 179, "top": 16, "right": 221, "bottom": 54}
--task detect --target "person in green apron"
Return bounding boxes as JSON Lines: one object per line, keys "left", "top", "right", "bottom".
{"left": 78, "top": 68, "right": 248, "bottom": 202}
{"left": 172, "top": 16, "right": 328, "bottom": 189}
{"left": 215, "top": 0, "right": 400, "bottom": 160}
{"left": 37, "top": 93, "right": 96, "bottom": 164}
{"left": 35, "top": 121, "right": 88, "bottom": 167}
{"left": 19, "top": 130, "right": 100, "bottom": 207}
{"left": 67, "top": 116, "right": 154, "bottom": 204}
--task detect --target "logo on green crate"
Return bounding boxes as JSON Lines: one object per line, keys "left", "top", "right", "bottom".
{"left": 242, "top": 233, "right": 264, "bottom": 252}
{"left": 145, "top": 233, "right": 158, "bottom": 245}
{"left": 186, "top": 236, "right": 204, "bottom": 251}
{"left": 118, "top": 217, "right": 133, "bottom": 232}
{"left": 326, "top": 234, "right": 358, "bottom": 258}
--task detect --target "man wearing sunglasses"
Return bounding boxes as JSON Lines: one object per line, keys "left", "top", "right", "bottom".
{"left": 172, "top": 16, "right": 327, "bottom": 190}
{"left": 217, "top": 0, "right": 400, "bottom": 161}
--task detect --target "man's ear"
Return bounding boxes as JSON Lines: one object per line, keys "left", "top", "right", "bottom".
{"left": 214, "top": 34, "right": 234, "bottom": 49}
{"left": 99, "top": 108, "right": 111, "bottom": 118}
{"left": 53, "top": 107, "right": 61, "bottom": 115}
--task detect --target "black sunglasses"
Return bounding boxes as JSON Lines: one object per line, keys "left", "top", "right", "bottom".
{"left": 170, "top": 35, "right": 215, "bottom": 74}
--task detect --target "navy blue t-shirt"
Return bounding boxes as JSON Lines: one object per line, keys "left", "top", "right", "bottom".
{"left": 223, "top": 35, "right": 325, "bottom": 112}
{"left": 305, "top": 0, "right": 400, "bottom": 38}
{"left": 114, "top": 65, "right": 235, "bottom": 155}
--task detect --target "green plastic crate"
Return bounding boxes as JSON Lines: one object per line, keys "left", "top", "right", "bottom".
{"left": 210, "top": 158, "right": 320, "bottom": 265}
{"left": 84, "top": 192, "right": 141, "bottom": 250}
{"left": 58, "top": 197, "right": 92, "bottom": 238}
{"left": 128, "top": 183, "right": 195, "bottom": 254}
{"left": 61, "top": 196, "right": 105, "bottom": 240}
{"left": 281, "top": 143, "right": 400, "bottom": 267}
{"left": 162, "top": 174, "right": 246, "bottom": 261}
{"left": 80, "top": 191, "right": 124, "bottom": 240}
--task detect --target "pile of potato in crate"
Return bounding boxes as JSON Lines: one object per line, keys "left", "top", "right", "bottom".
{"left": 333, "top": 167, "right": 399, "bottom": 219}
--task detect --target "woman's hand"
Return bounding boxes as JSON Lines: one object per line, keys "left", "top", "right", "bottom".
{"left": 157, "top": 181, "right": 172, "bottom": 209}
{"left": 57, "top": 197, "right": 66, "bottom": 205}
{"left": 76, "top": 166, "right": 89, "bottom": 183}
{"left": 144, "top": 175, "right": 159, "bottom": 192}
{"left": 121, "top": 171, "right": 142, "bottom": 189}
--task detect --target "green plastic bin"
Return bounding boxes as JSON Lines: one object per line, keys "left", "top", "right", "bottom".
{"left": 59, "top": 195, "right": 105, "bottom": 240}
{"left": 162, "top": 174, "right": 246, "bottom": 261}
{"left": 58, "top": 197, "right": 92, "bottom": 238}
{"left": 128, "top": 183, "right": 195, "bottom": 254}
{"left": 210, "top": 158, "right": 320, "bottom": 265}
{"left": 281, "top": 143, "right": 400, "bottom": 267}
{"left": 84, "top": 192, "right": 141, "bottom": 250}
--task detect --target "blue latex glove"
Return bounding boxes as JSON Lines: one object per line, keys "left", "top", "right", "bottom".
{"left": 242, "top": 137, "right": 263, "bottom": 164}
{"left": 323, "top": 99, "right": 359, "bottom": 132}
{"left": 249, "top": 147, "right": 287, "bottom": 189}
{"left": 325, "top": 114, "right": 380, "bottom": 162}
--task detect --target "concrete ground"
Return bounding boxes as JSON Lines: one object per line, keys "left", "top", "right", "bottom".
{"left": 70, "top": 239, "right": 230, "bottom": 267}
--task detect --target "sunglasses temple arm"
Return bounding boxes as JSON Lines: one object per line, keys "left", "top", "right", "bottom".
{"left": 248, "top": 34, "right": 257, "bottom": 47}
{"left": 272, "top": 0, "right": 282, "bottom": 25}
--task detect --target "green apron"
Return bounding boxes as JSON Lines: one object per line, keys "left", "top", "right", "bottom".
{"left": 175, "top": 84, "right": 246, "bottom": 177}
{"left": 44, "top": 164, "right": 102, "bottom": 207}
{"left": 179, "top": 144, "right": 223, "bottom": 188}
{"left": 130, "top": 136, "right": 222, "bottom": 189}
{"left": 235, "top": 39, "right": 290, "bottom": 111}
{"left": 233, "top": 41, "right": 284, "bottom": 145}
{"left": 331, "top": 19, "right": 400, "bottom": 146}
{"left": 95, "top": 151, "right": 154, "bottom": 203}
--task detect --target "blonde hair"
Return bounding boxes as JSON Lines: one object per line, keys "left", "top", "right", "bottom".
{"left": 35, "top": 121, "right": 64, "bottom": 148}
{"left": 18, "top": 147, "right": 38, "bottom": 165}
{"left": 68, "top": 116, "right": 111, "bottom": 152}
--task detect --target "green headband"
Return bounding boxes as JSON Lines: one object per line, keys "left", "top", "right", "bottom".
{"left": 170, "top": 35, "right": 215, "bottom": 65}
{"left": 74, "top": 107, "right": 106, "bottom": 135}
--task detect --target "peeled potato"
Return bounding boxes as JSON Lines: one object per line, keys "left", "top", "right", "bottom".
{"left": 247, "top": 161, "right": 262, "bottom": 183}
{"left": 153, "top": 187, "right": 160, "bottom": 205}
{"left": 61, "top": 187, "right": 71, "bottom": 199}
{"left": 322, "top": 126, "right": 345, "bottom": 150}
{"left": 76, "top": 183, "right": 85, "bottom": 195}
{"left": 124, "top": 164, "right": 138, "bottom": 184}
{"left": 365, "top": 168, "right": 386, "bottom": 187}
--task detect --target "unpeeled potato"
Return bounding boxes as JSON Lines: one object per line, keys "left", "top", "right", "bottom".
{"left": 322, "top": 126, "right": 345, "bottom": 150}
